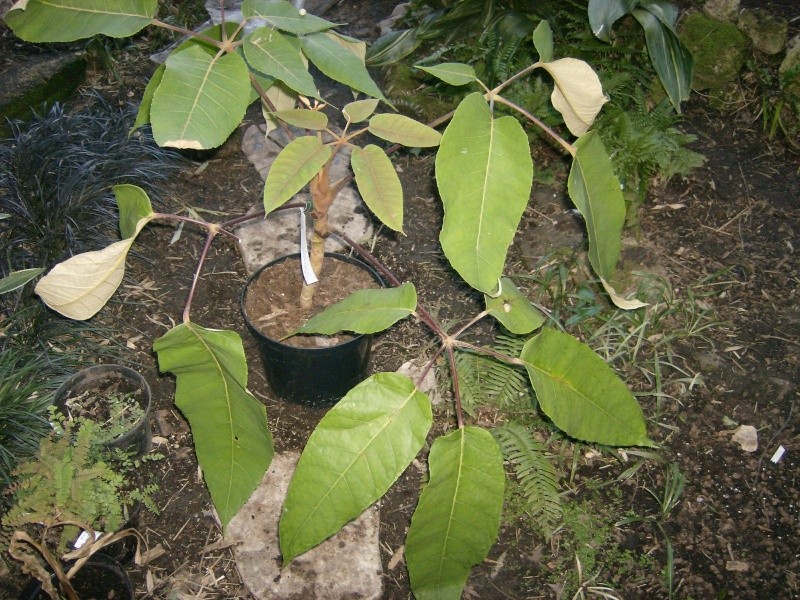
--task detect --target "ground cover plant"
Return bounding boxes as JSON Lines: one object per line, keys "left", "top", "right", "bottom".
{"left": 3, "top": 1, "right": 666, "bottom": 596}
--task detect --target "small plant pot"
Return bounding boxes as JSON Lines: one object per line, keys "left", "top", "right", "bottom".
{"left": 18, "top": 552, "right": 134, "bottom": 600}
{"left": 241, "top": 253, "right": 383, "bottom": 408}
{"left": 53, "top": 365, "right": 151, "bottom": 457}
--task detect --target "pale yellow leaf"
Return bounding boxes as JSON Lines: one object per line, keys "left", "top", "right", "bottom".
{"left": 601, "top": 278, "right": 648, "bottom": 310}
{"left": 35, "top": 238, "right": 136, "bottom": 320}
{"left": 261, "top": 83, "right": 298, "bottom": 136}
{"left": 539, "top": 58, "right": 607, "bottom": 137}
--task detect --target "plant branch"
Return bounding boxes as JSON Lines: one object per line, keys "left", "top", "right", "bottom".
{"left": 150, "top": 19, "right": 225, "bottom": 49}
{"left": 249, "top": 74, "right": 296, "bottom": 142}
{"left": 491, "top": 62, "right": 542, "bottom": 97}
{"left": 183, "top": 227, "right": 219, "bottom": 322}
{"left": 491, "top": 95, "right": 576, "bottom": 157}
{"left": 444, "top": 343, "right": 464, "bottom": 429}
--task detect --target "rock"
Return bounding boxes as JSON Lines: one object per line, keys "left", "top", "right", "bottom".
{"left": 779, "top": 36, "right": 800, "bottom": 103}
{"left": 703, "top": 0, "right": 740, "bottom": 22}
{"left": 680, "top": 13, "right": 749, "bottom": 91}
{"left": 737, "top": 8, "right": 787, "bottom": 56}
{"left": 0, "top": 53, "right": 87, "bottom": 127}
{"left": 225, "top": 452, "right": 383, "bottom": 600}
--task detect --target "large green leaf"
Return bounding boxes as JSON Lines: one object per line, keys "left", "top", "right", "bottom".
{"left": 632, "top": 5, "right": 693, "bottom": 112}
{"left": 406, "top": 427, "right": 505, "bottom": 600}
{"left": 280, "top": 372, "right": 432, "bottom": 562}
{"left": 520, "top": 328, "right": 653, "bottom": 447}
{"left": 436, "top": 93, "right": 532, "bottom": 294}
{"left": 242, "top": 0, "right": 338, "bottom": 35}
{"left": 262, "top": 136, "right": 331, "bottom": 213}
{"left": 153, "top": 323, "right": 273, "bottom": 530}
{"left": 367, "top": 114, "right": 441, "bottom": 148}
{"left": 351, "top": 145, "right": 404, "bottom": 233}
{"left": 299, "top": 31, "right": 385, "bottom": 100}
{"left": 243, "top": 28, "right": 319, "bottom": 98}
{"left": 151, "top": 45, "right": 251, "bottom": 149}
{"left": 295, "top": 283, "right": 416, "bottom": 335}
{"left": 567, "top": 131, "right": 623, "bottom": 286}
{"left": 114, "top": 184, "right": 154, "bottom": 240}
{"left": 132, "top": 63, "right": 164, "bottom": 131}
{"left": 588, "top": 0, "right": 639, "bottom": 42}
{"left": 485, "top": 277, "right": 545, "bottom": 334}
{"left": 5, "top": 0, "right": 156, "bottom": 42}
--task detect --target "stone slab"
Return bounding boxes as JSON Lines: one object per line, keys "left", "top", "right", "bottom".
{"left": 226, "top": 452, "right": 383, "bottom": 600}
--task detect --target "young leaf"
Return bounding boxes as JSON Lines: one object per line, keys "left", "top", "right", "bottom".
{"left": 151, "top": 45, "right": 251, "bottom": 149}
{"left": 343, "top": 99, "right": 380, "bottom": 123}
{"left": 537, "top": 58, "right": 607, "bottom": 137}
{"left": 35, "top": 238, "right": 138, "bottom": 320}
{"left": 263, "top": 136, "right": 332, "bottom": 213}
{"left": 280, "top": 372, "right": 432, "bottom": 562}
{"left": 520, "top": 328, "right": 653, "bottom": 447}
{"left": 568, "top": 130, "right": 642, "bottom": 310}
{"left": 294, "top": 283, "right": 416, "bottom": 335}
{"left": 153, "top": 323, "right": 273, "bottom": 531}
{"left": 0, "top": 269, "right": 44, "bottom": 295}
{"left": 406, "top": 427, "right": 505, "bottom": 600}
{"left": 242, "top": 0, "right": 338, "bottom": 35}
{"left": 632, "top": 6, "right": 693, "bottom": 112}
{"left": 132, "top": 63, "right": 164, "bottom": 132}
{"left": 367, "top": 114, "right": 441, "bottom": 148}
{"left": 532, "top": 20, "right": 554, "bottom": 63}
{"left": 114, "top": 184, "right": 154, "bottom": 240}
{"left": 351, "top": 145, "right": 404, "bottom": 232}
{"left": 243, "top": 27, "right": 319, "bottom": 99}
{"left": 270, "top": 109, "right": 328, "bottom": 130}
{"left": 485, "top": 278, "right": 545, "bottom": 334}
{"left": 436, "top": 93, "right": 532, "bottom": 294}
{"left": 5, "top": 0, "right": 156, "bottom": 42}
{"left": 299, "top": 31, "right": 385, "bottom": 100}
{"left": 416, "top": 63, "right": 477, "bottom": 86}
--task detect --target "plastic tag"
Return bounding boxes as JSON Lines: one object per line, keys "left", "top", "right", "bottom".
{"left": 299, "top": 209, "right": 318, "bottom": 285}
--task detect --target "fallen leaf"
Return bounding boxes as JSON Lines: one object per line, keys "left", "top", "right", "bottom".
{"left": 726, "top": 560, "right": 750, "bottom": 572}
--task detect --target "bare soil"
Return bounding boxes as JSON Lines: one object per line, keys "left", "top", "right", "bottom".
{"left": 1, "top": 1, "right": 799, "bottom": 599}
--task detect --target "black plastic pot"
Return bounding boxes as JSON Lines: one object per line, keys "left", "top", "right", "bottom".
{"left": 53, "top": 364, "right": 152, "bottom": 457}
{"left": 241, "top": 253, "right": 383, "bottom": 408}
{"left": 18, "top": 552, "right": 133, "bottom": 600}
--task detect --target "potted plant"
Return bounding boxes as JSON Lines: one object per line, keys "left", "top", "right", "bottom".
{"left": 7, "top": 3, "right": 660, "bottom": 597}
{"left": 52, "top": 364, "right": 152, "bottom": 458}
{"left": 2, "top": 419, "right": 149, "bottom": 600}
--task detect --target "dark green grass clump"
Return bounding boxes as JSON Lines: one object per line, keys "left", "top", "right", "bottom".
{"left": 0, "top": 93, "right": 183, "bottom": 274}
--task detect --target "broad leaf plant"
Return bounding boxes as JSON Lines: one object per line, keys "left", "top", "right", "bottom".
{"left": 7, "top": 3, "right": 655, "bottom": 597}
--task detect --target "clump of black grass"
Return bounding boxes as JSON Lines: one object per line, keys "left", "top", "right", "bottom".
{"left": 0, "top": 93, "right": 183, "bottom": 274}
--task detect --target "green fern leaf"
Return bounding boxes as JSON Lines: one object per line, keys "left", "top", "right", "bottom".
{"left": 493, "top": 422, "right": 562, "bottom": 539}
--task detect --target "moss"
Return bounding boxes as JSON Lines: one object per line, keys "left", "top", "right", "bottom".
{"left": 679, "top": 12, "right": 748, "bottom": 91}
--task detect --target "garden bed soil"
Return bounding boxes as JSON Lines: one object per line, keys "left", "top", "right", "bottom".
{"left": 1, "top": 1, "right": 799, "bottom": 598}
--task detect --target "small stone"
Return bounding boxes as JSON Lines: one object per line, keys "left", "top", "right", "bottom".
{"left": 726, "top": 560, "right": 750, "bottom": 572}
{"left": 731, "top": 425, "right": 758, "bottom": 452}
{"left": 737, "top": 8, "right": 788, "bottom": 56}
{"left": 703, "top": 0, "right": 740, "bottom": 22}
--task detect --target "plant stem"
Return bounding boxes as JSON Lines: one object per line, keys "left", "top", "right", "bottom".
{"left": 183, "top": 227, "right": 218, "bottom": 322}
{"left": 492, "top": 95, "right": 576, "bottom": 157}
{"left": 150, "top": 19, "right": 226, "bottom": 49}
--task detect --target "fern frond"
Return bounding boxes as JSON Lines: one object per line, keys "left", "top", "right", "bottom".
{"left": 493, "top": 421, "right": 562, "bottom": 539}
{"left": 455, "top": 334, "right": 534, "bottom": 415}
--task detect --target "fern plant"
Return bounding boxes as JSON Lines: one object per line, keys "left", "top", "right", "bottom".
{"left": 493, "top": 421, "right": 563, "bottom": 540}
{"left": 2, "top": 420, "right": 144, "bottom": 600}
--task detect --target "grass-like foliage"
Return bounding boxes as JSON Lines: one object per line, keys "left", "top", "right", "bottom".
{"left": 492, "top": 421, "right": 562, "bottom": 540}
{"left": 0, "top": 94, "right": 182, "bottom": 273}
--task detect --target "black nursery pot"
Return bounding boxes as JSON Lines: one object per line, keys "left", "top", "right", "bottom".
{"left": 53, "top": 364, "right": 152, "bottom": 457}
{"left": 241, "top": 253, "right": 383, "bottom": 408}
{"left": 19, "top": 552, "right": 133, "bottom": 600}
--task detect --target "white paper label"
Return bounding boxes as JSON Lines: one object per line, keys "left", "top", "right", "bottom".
{"left": 299, "top": 209, "right": 318, "bottom": 285}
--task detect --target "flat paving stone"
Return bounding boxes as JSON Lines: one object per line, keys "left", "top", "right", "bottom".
{"left": 225, "top": 452, "right": 383, "bottom": 600}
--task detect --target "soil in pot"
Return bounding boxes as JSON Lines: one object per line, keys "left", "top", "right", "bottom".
{"left": 244, "top": 254, "right": 381, "bottom": 348}
{"left": 54, "top": 365, "right": 151, "bottom": 457}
